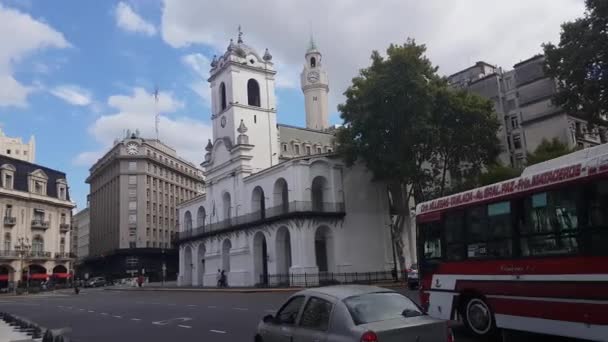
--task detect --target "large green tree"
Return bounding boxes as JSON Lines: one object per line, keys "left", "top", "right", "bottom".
{"left": 336, "top": 40, "right": 501, "bottom": 270}
{"left": 544, "top": 0, "right": 608, "bottom": 122}
{"left": 526, "top": 138, "right": 576, "bottom": 166}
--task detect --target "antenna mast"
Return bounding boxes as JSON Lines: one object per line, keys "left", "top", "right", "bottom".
{"left": 153, "top": 86, "right": 160, "bottom": 141}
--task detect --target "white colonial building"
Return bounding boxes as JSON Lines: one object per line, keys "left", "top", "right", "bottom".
{"left": 176, "top": 32, "right": 411, "bottom": 287}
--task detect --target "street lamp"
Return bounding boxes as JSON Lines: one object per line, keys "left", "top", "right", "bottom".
{"left": 15, "top": 237, "right": 31, "bottom": 294}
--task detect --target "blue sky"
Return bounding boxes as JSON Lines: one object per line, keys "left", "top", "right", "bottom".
{"left": 0, "top": 0, "right": 584, "bottom": 210}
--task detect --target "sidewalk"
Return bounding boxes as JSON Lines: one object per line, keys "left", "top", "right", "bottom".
{"left": 104, "top": 281, "right": 406, "bottom": 293}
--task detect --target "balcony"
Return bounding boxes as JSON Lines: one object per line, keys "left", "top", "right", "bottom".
{"left": 31, "top": 219, "right": 50, "bottom": 230}
{"left": 3, "top": 216, "right": 16, "bottom": 227}
{"left": 59, "top": 223, "right": 70, "bottom": 233}
{"left": 28, "top": 251, "right": 52, "bottom": 259}
{"left": 0, "top": 250, "right": 19, "bottom": 259}
{"left": 55, "top": 252, "right": 76, "bottom": 260}
{"left": 176, "top": 201, "right": 345, "bottom": 242}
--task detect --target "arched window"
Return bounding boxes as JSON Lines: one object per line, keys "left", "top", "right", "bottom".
{"left": 311, "top": 176, "right": 328, "bottom": 212}
{"left": 247, "top": 79, "right": 261, "bottom": 107}
{"left": 184, "top": 211, "right": 193, "bottom": 231}
{"left": 60, "top": 238, "right": 65, "bottom": 253}
{"left": 3, "top": 233, "right": 10, "bottom": 251}
{"left": 197, "top": 206, "right": 206, "bottom": 230}
{"left": 32, "top": 235, "right": 44, "bottom": 253}
{"left": 222, "top": 192, "right": 232, "bottom": 221}
{"left": 219, "top": 82, "right": 227, "bottom": 111}
{"left": 251, "top": 186, "right": 266, "bottom": 219}
{"left": 310, "top": 57, "right": 316, "bottom": 68}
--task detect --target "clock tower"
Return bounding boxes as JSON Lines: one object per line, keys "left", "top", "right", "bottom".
{"left": 300, "top": 37, "right": 329, "bottom": 130}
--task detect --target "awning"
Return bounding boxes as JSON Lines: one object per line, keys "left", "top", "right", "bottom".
{"left": 26, "top": 273, "right": 48, "bottom": 280}
{"left": 0, "top": 275, "right": 8, "bottom": 281}
{"left": 52, "top": 273, "right": 72, "bottom": 279}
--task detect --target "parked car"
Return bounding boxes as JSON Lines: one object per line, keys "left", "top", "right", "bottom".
{"left": 406, "top": 263, "right": 419, "bottom": 290}
{"left": 255, "top": 285, "right": 454, "bottom": 342}
{"left": 85, "top": 277, "right": 106, "bottom": 288}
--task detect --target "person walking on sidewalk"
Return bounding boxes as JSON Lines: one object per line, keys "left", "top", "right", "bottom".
{"left": 220, "top": 270, "right": 227, "bottom": 288}
{"left": 137, "top": 275, "right": 144, "bottom": 288}
{"left": 216, "top": 269, "right": 222, "bottom": 287}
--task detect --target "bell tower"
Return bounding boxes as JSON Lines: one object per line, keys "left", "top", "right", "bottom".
{"left": 300, "top": 36, "right": 329, "bottom": 130}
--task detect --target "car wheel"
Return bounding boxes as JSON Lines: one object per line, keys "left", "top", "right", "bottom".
{"left": 462, "top": 297, "right": 497, "bottom": 339}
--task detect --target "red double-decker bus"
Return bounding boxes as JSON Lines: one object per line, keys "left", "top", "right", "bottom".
{"left": 416, "top": 145, "right": 608, "bottom": 341}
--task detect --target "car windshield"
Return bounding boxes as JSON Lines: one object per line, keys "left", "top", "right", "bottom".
{"left": 344, "top": 292, "right": 423, "bottom": 325}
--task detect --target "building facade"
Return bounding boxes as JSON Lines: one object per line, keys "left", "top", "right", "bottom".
{"left": 72, "top": 207, "right": 89, "bottom": 259}
{"left": 0, "top": 128, "right": 35, "bottom": 163}
{"left": 176, "top": 34, "right": 405, "bottom": 288}
{"left": 0, "top": 155, "right": 75, "bottom": 288}
{"left": 84, "top": 132, "right": 203, "bottom": 280}
{"left": 449, "top": 56, "right": 606, "bottom": 168}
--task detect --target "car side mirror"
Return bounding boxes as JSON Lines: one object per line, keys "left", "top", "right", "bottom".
{"left": 263, "top": 314, "right": 276, "bottom": 324}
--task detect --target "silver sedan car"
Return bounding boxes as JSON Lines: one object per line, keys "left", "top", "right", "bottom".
{"left": 256, "top": 285, "right": 454, "bottom": 342}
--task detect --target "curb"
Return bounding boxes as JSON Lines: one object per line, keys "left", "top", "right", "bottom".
{"left": 103, "top": 283, "right": 407, "bottom": 293}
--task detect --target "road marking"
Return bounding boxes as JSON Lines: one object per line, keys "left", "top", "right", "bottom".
{"left": 113, "top": 315, "right": 122, "bottom": 319}
{"left": 264, "top": 309, "right": 276, "bottom": 313}
{"left": 79, "top": 308, "right": 85, "bottom": 311}
{"left": 100, "top": 313, "right": 108, "bottom": 316}
{"left": 210, "top": 330, "right": 226, "bottom": 334}
{"left": 57, "top": 305, "right": 63, "bottom": 308}
{"left": 207, "top": 305, "right": 217, "bottom": 309}
{"left": 152, "top": 317, "right": 192, "bottom": 326}
{"left": 131, "top": 318, "right": 141, "bottom": 321}
{"left": 233, "top": 307, "right": 248, "bottom": 311}
{"left": 178, "top": 325, "right": 192, "bottom": 329}
{"left": 88, "top": 310, "right": 95, "bottom": 313}
{"left": 187, "top": 304, "right": 197, "bottom": 307}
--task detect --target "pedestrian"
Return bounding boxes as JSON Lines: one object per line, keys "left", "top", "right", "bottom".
{"left": 220, "top": 270, "right": 227, "bottom": 288}
{"left": 137, "top": 274, "right": 144, "bottom": 288}
{"left": 216, "top": 269, "right": 222, "bottom": 287}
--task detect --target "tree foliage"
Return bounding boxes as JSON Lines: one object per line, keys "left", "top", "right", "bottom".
{"left": 544, "top": 0, "right": 608, "bottom": 122}
{"left": 526, "top": 138, "right": 576, "bottom": 166}
{"left": 478, "top": 164, "right": 521, "bottom": 186}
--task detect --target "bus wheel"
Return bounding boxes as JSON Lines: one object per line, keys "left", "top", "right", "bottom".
{"left": 462, "top": 297, "right": 497, "bottom": 338}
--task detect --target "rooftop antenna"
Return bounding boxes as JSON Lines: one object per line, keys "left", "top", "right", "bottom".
{"left": 153, "top": 86, "right": 160, "bottom": 141}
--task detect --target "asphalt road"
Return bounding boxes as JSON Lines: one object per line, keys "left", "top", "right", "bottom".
{"left": 0, "top": 287, "right": 584, "bottom": 342}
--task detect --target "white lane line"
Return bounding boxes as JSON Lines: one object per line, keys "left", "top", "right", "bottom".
{"left": 187, "top": 305, "right": 197, "bottom": 307}
{"left": 57, "top": 305, "right": 63, "bottom": 308}
{"left": 88, "top": 310, "right": 95, "bottom": 313}
{"left": 233, "top": 307, "right": 248, "bottom": 311}
{"left": 207, "top": 305, "right": 217, "bottom": 309}
{"left": 79, "top": 308, "right": 85, "bottom": 311}
{"left": 113, "top": 315, "right": 122, "bottom": 319}
{"left": 210, "top": 330, "right": 226, "bottom": 334}
{"left": 264, "top": 309, "right": 276, "bottom": 313}
{"left": 178, "top": 325, "right": 192, "bottom": 329}
{"left": 100, "top": 313, "right": 109, "bottom": 316}
{"left": 131, "top": 318, "right": 141, "bottom": 321}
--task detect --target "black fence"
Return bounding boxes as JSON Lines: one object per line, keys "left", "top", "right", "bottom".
{"left": 259, "top": 270, "right": 398, "bottom": 288}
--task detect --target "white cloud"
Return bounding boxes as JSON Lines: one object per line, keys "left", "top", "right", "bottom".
{"left": 76, "top": 87, "right": 211, "bottom": 167}
{"left": 115, "top": 2, "right": 156, "bottom": 36}
{"left": 161, "top": 0, "right": 585, "bottom": 112}
{"left": 181, "top": 53, "right": 212, "bottom": 104}
{"left": 50, "top": 85, "right": 92, "bottom": 106}
{"left": 0, "top": 3, "right": 69, "bottom": 107}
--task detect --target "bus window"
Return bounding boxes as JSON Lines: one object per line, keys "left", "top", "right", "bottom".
{"left": 445, "top": 210, "right": 465, "bottom": 261}
{"left": 521, "top": 190, "right": 580, "bottom": 256}
{"left": 588, "top": 180, "right": 608, "bottom": 255}
{"left": 466, "top": 202, "right": 513, "bottom": 259}
{"left": 420, "top": 223, "right": 442, "bottom": 260}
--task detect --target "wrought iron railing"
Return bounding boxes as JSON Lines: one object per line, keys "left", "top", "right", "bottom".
{"left": 176, "top": 201, "right": 345, "bottom": 241}
{"left": 260, "top": 270, "right": 397, "bottom": 288}
{"left": 54, "top": 252, "right": 76, "bottom": 259}
{"left": 28, "top": 251, "right": 52, "bottom": 258}
{"left": 31, "top": 219, "right": 49, "bottom": 229}
{"left": 3, "top": 216, "right": 16, "bottom": 226}
{"left": 59, "top": 223, "right": 70, "bottom": 232}
{"left": 0, "top": 250, "right": 20, "bottom": 258}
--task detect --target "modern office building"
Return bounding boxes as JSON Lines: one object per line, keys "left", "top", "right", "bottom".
{"left": 85, "top": 131, "right": 204, "bottom": 280}
{"left": 449, "top": 55, "right": 606, "bottom": 168}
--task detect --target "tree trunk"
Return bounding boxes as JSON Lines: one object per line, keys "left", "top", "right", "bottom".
{"left": 387, "top": 182, "right": 414, "bottom": 274}
{"left": 440, "top": 153, "right": 450, "bottom": 197}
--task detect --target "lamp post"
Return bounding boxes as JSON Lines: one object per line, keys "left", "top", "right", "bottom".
{"left": 161, "top": 248, "right": 166, "bottom": 287}
{"left": 15, "top": 237, "right": 31, "bottom": 294}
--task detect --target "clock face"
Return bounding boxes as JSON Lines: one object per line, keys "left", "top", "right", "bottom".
{"left": 220, "top": 116, "right": 227, "bottom": 128}
{"left": 126, "top": 142, "right": 139, "bottom": 155}
{"left": 307, "top": 71, "right": 320, "bottom": 83}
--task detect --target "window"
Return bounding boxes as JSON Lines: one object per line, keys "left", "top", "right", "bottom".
{"left": 146, "top": 241, "right": 150, "bottom": 247}
{"left": 420, "top": 222, "right": 442, "bottom": 259}
{"left": 219, "top": 82, "right": 227, "bottom": 110}
{"left": 6, "top": 149, "right": 10, "bottom": 155}
{"left": 129, "top": 201, "right": 137, "bottom": 210}
{"left": 511, "top": 116, "right": 519, "bottom": 129}
{"left": 506, "top": 99, "right": 516, "bottom": 112}
{"left": 129, "top": 242, "right": 136, "bottom": 248}
{"left": 299, "top": 297, "right": 333, "bottom": 331}
{"left": 129, "top": 188, "right": 137, "bottom": 197}
{"left": 521, "top": 190, "right": 580, "bottom": 256}
{"left": 129, "top": 214, "right": 137, "bottom": 223}
{"left": 513, "top": 134, "right": 522, "bottom": 149}
{"left": 316, "top": 147, "right": 322, "bottom": 154}
{"left": 32, "top": 235, "right": 44, "bottom": 252}
{"left": 445, "top": 210, "right": 465, "bottom": 261}
{"left": 128, "top": 175, "right": 137, "bottom": 185}
{"left": 344, "top": 292, "right": 421, "bottom": 325}
{"left": 247, "top": 79, "right": 261, "bottom": 107}
{"left": 33, "top": 209, "right": 45, "bottom": 221}
{"left": 465, "top": 203, "right": 512, "bottom": 259}
{"left": 59, "top": 187, "right": 65, "bottom": 199}
{"left": 326, "top": 147, "right": 332, "bottom": 153}
{"left": 128, "top": 161, "right": 137, "bottom": 171}
{"left": 5, "top": 204, "right": 13, "bottom": 218}
{"left": 588, "top": 180, "right": 608, "bottom": 255}
{"left": 276, "top": 296, "right": 305, "bottom": 325}
{"left": 310, "top": 57, "right": 316, "bottom": 68}
{"left": 254, "top": 115, "right": 257, "bottom": 123}
{"left": 313, "top": 96, "right": 317, "bottom": 101}
{"left": 146, "top": 227, "right": 150, "bottom": 236}
{"left": 60, "top": 213, "right": 66, "bottom": 224}
{"left": 34, "top": 181, "right": 43, "bottom": 194}
{"left": 4, "top": 174, "right": 13, "bottom": 189}
{"left": 60, "top": 238, "right": 65, "bottom": 253}
{"left": 305, "top": 146, "right": 311, "bottom": 155}
{"left": 4, "top": 233, "right": 10, "bottom": 251}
